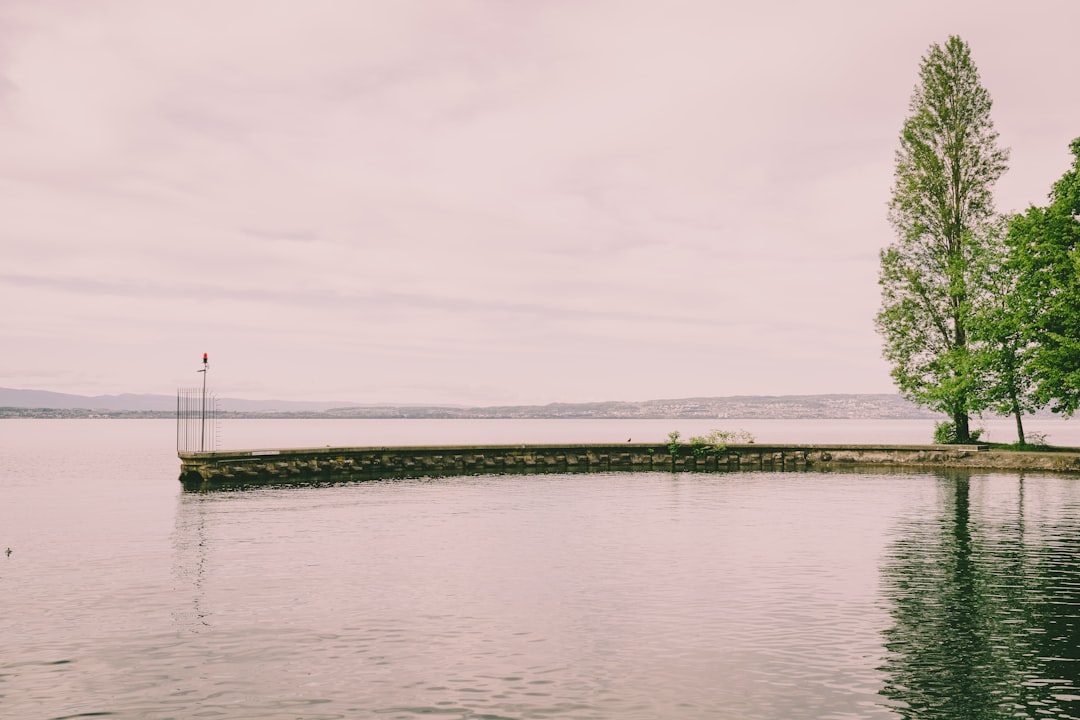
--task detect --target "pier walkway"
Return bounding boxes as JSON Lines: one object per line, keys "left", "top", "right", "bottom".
{"left": 177, "top": 442, "right": 1080, "bottom": 491}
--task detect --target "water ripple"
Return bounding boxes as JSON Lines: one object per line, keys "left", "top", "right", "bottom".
{"left": 7, "top": 461, "right": 1080, "bottom": 718}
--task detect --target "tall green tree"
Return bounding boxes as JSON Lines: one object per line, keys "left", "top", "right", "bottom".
{"left": 1007, "top": 138, "right": 1080, "bottom": 416}
{"left": 968, "top": 225, "right": 1039, "bottom": 445}
{"left": 877, "top": 36, "right": 1009, "bottom": 442}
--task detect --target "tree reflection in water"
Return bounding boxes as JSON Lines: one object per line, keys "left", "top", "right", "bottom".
{"left": 879, "top": 471, "right": 1080, "bottom": 719}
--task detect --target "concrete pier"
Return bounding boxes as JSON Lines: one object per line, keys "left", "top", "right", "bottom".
{"left": 177, "top": 442, "right": 1080, "bottom": 491}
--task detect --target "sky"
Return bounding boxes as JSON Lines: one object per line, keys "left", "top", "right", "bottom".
{"left": 2, "top": 1, "right": 1078, "bottom": 406}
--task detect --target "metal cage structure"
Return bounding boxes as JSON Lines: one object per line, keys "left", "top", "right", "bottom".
{"left": 177, "top": 387, "right": 219, "bottom": 453}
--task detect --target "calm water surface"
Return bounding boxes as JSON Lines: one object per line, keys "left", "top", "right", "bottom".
{"left": 205, "top": 416, "right": 1080, "bottom": 450}
{"left": 3, "top": 419, "right": 1080, "bottom": 719}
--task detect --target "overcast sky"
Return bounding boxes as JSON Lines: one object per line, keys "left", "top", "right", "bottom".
{"left": 2, "top": 1, "right": 1077, "bottom": 405}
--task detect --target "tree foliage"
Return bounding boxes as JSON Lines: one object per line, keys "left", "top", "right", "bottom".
{"left": 966, "top": 219, "right": 1039, "bottom": 443}
{"left": 876, "top": 36, "right": 1009, "bottom": 442}
{"left": 1006, "top": 138, "right": 1080, "bottom": 416}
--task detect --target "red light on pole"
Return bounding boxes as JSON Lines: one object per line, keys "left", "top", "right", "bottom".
{"left": 203, "top": 353, "right": 208, "bottom": 364}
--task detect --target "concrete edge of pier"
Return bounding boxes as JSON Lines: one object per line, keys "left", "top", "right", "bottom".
{"left": 176, "top": 443, "right": 1080, "bottom": 491}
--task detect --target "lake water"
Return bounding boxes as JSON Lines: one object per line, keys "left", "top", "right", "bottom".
{"left": 3, "top": 418, "right": 1080, "bottom": 719}
{"left": 197, "top": 416, "right": 1080, "bottom": 451}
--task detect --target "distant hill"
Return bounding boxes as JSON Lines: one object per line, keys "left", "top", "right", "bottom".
{"left": 0, "top": 388, "right": 175, "bottom": 411}
{"left": 0, "top": 388, "right": 937, "bottom": 419}
{"left": 318, "top": 394, "right": 938, "bottom": 420}
{"left": 0, "top": 388, "right": 354, "bottom": 412}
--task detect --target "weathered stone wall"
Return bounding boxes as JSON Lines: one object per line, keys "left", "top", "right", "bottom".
{"left": 176, "top": 442, "right": 1080, "bottom": 491}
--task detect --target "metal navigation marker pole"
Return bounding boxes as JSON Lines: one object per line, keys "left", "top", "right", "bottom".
{"left": 198, "top": 352, "right": 208, "bottom": 452}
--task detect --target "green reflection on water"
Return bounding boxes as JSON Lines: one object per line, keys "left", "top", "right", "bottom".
{"left": 879, "top": 473, "right": 1080, "bottom": 719}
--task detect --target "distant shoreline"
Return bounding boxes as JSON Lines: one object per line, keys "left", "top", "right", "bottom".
{"left": 3, "top": 392, "right": 1070, "bottom": 422}
{"left": 2, "top": 408, "right": 942, "bottom": 421}
{"left": 0, "top": 390, "right": 937, "bottom": 418}
{"left": 0, "top": 393, "right": 945, "bottom": 420}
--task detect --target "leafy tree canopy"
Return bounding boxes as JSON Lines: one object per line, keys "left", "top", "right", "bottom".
{"left": 1007, "top": 138, "right": 1080, "bottom": 415}
{"left": 877, "top": 36, "right": 1009, "bottom": 442}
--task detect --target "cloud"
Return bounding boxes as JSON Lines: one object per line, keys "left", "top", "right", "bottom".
{"left": 1, "top": 0, "right": 1076, "bottom": 402}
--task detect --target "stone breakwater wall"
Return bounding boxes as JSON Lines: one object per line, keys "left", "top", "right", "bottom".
{"left": 177, "top": 443, "right": 1080, "bottom": 491}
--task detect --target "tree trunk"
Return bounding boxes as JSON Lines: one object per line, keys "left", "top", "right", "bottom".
{"left": 954, "top": 410, "right": 971, "bottom": 443}
{"left": 952, "top": 290, "right": 970, "bottom": 443}
{"left": 1011, "top": 395, "right": 1026, "bottom": 446}
{"left": 1003, "top": 347, "right": 1026, "bottom": 445}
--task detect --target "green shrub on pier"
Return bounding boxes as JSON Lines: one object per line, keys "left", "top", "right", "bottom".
{"left": 668, "top": 429, "right": 756, "bottom": 457}
{"left": 933, "top": 421, "right": 984, "bottom": 445}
